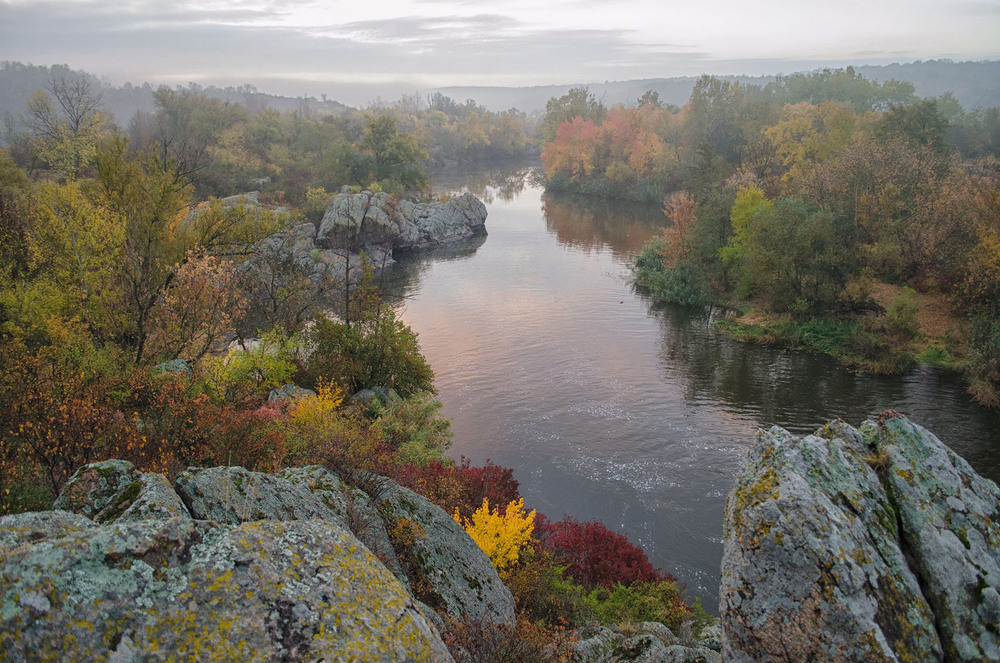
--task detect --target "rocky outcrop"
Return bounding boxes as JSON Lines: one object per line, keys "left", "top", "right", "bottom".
{"left": 54, "top": 460, "right": 190, "bottom": 523}
{"left": 375, "top": 481, "right": 516, "bottom": 628}
{"left": 241, "top": 189, "right": 487, "bottom": 290}
{"left": 0, "top": 513, "right": 452, "bottom": 662}
{"left": 721, "top": 416, "right": 1000, "bottom": 662}
{"left": 317, "top": 190, "right": 487, "bottom": 256}
{"left": 1, "top": 460, "right": 528, "bottom": 661}
{"left": 570, "top": 623, "right": 721, "bottom": 663}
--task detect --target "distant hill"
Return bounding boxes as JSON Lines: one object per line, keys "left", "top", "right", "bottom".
{"left": 855, "top": 60, "right": 1000, "bottom": 110}
{"left": 0, "top": 61, "right": 350, "bottom": 129}
{"left": 431, "top": 60, "right": 1000, "bottom": 113}
{"left": 1, "top": 60, "right": 997, "bottom": 133}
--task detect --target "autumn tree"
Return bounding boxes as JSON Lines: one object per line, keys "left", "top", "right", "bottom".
{"left": 21, "top": 72, "right": 108, "bottom": 179}
{"left": 360, "top": 113, "right": 427, "bottom": 193}
{"left": 541, "top": 87, "right": 606, "bottom": 142}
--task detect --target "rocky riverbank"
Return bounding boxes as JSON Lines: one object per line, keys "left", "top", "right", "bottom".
{"left": 265, "top": 189, "right": 488, "bottom": 287}
{"left": 721, "top": 414, "right": 1000, "bottom": 662}
{"left": 5, "top": 413, "right": 993, "bottom": 661}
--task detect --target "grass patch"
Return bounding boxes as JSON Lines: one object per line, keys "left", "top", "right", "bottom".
{"left": 714, "top": 315, "right": 917, "bottom": 374}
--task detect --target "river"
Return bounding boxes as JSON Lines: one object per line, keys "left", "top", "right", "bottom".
{"left": 382, "top": 163, "right": 1000, "bottom": 611}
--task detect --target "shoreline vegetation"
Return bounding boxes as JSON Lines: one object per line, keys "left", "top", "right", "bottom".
{"left": 537, "top": 71, "right": 1000, "bottom": 406}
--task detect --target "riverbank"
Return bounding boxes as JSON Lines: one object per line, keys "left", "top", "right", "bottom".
{"left": 713, "top": 283, "right": 965, "bottom": 376}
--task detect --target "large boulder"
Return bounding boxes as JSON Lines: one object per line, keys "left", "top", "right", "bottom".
{"left": 721, "top": 417, "right": 1000, "bottom": 662}
{"left": 375, "top": 480, "right": 516, "bottom": 629}
{"left": 395, "top": 193, "right": 488, "bottom": 250}
{"left": 174, "top": 466, "right": 343, "bottom": 526}
{"left": 279, "top": 465, "right": 410, "bottom": 590}
{"left": 0, "top": 513, "right": 453, "bottom": 662}
{"left": 317, "top": 190, "right": 487, "bottom": 255}
{"left": 54, "top": 460, "right": 190, "bottom": 524}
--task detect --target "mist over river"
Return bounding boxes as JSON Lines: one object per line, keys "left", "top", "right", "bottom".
{"left": 381, "top": 163, "right": 1000, "bottom": 611}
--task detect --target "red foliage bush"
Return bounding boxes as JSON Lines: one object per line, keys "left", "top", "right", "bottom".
{"left": 537, "top": 516, "right": 675, "bottom": 590}
{"left": 394, "top": 456, "right": 521, "bottom": 521}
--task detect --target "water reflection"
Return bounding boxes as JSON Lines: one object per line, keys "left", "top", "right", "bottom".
{"left": 429, "top": 161, "right": 534, "bottom": 203}
{"left": 541, "top": 191, "right": 665, "bottom": 257}
{"left": 646, "top": 298, "right": 1000, "bottom": 483}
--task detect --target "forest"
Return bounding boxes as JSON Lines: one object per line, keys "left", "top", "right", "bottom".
{"left": 537, "top": 69, "right": 1000, "bottom": 406}
{"left": 0, "top": 68, "right": 708, "bottom": 659}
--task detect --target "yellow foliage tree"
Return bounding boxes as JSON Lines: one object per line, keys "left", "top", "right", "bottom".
{"left": 454, "top": 498, "right": 535, "bottom": 578}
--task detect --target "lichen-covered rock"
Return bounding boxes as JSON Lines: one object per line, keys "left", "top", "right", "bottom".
{"left": 52, "top": 459, "right": 139, "bottom": 519}
{"left": 722, "top": 423, "right": 941, "bottom": 662}
{"left": 867, "top": 416, "right": 1000, "bottom": 661}
{"left": 0, "top": 510, "right": 95, "bottom": 551}
{"left": 0, "top": 516, "right": 454, "bottom": 662}
{"left": 570, "top": 625, "right": 718, "bottom": 663}
{"left": 692, "top": 623, "right": 722, "bottom": 652}
{"left": 54, "top": 460, "right": 190, "bottom": 524}
{"left": 722, "top": 417, "right": 1000, "bottom": 662}
{"left": 278, "top": 466, "right": 410, "bottom": 590}
{"left": 376, "top": 480, "right": 515, "bottom": 628}
{"left": 175, "top": 466, "right": 342, "bottom": 526}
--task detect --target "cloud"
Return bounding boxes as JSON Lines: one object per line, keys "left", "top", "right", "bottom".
{"left": 1, "top": 0, "right": 997, "bottom": 102}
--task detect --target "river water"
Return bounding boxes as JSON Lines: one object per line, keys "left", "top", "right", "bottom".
{"left": 382, "top": 164, "right": 1000, "bottom": 611}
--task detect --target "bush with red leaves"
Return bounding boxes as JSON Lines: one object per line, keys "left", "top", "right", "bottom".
{"left": 394, "top": 456, "right": 521, "bottom": 521}
{"left": 537, "top": 516, "right": 675, "bottom": 590}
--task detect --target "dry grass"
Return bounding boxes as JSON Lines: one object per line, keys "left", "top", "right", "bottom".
{"left": 868, "top": 282, "right": 965, "bottom": 342}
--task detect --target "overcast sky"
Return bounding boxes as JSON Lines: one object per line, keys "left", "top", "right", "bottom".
{"left": 2, "top": 0, "right": 998, "bottom": 99}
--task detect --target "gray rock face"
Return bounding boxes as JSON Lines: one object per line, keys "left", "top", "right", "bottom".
{"left": 317, "top": 190, "right": 487, "bottom": 255}
{"left": 279, "top": 466, "right": 410, "bottom": 591}
{"left": 874, "top": 416, "right": 1000, "bottom": 661}
{"left": 174, "top": 466, "right": 343, "bottom": 526}
{"left": 53, "top": 460, "right": 190, "bottom": 524}
{"left": 721, "top": 417, "right": 1000, "bottom": 662}
{"left": 570, "top": 624, "right": 720, "bottom": 663}
{"left": 375, "top": 480, "right": 516, "bottom": 628}
{"left": 267, "top": 382, "right": 317, "bottom": 403}
{"left": 0, "top": 513, "right": 453, "bottom": 662}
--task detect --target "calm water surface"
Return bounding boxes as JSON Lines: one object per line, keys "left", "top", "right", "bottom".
{"left": 383, "top": 165, "right": 1000, "bottom": 611}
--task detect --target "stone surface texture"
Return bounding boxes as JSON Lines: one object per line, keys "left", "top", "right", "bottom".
{"left": 2, "top": 460, "right": 534, "bottom": 661}
{"left": 721, "top": 416, "right": 1000, "bottom": 662}
{"left": 0, "top": 513, "right": 453, "bottom": 662}
{"left": 317, "top": 191, "right": 487, "bottom": 256}
{"left": 375, "top": 480, "right": 516, "bottom": 629}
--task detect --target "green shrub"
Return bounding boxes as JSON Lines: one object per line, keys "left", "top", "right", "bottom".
{"left": 306, "top": 268, "right": 434, "bottom": 398}
{"left": 200, "top": 332, "right": 297, "bottom": 402}
{"left": 967, "top": 312, "right": 1000, "bottom": 407}
{"left": 886, "top": 286, "right": 920, "bottom": 340}
{"left": 370, "top": 391, "right": 453, "bottom": 467}
{"left": 585, "top": 580, "right": 691, "bottom": 630}
{"left": 633, "top": 239, "right": 705, "bottom": 306}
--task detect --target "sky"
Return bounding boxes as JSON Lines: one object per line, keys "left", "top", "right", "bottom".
{"left": 2, "top": 0, "right": 998, "bottom": 101}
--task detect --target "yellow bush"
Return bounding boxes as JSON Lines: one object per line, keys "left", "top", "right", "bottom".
{"left": 289, "top": 378, "right": 345, "bottom": 429}
{"left": 455, "top": 498, "right": 535, "bottom": 578}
